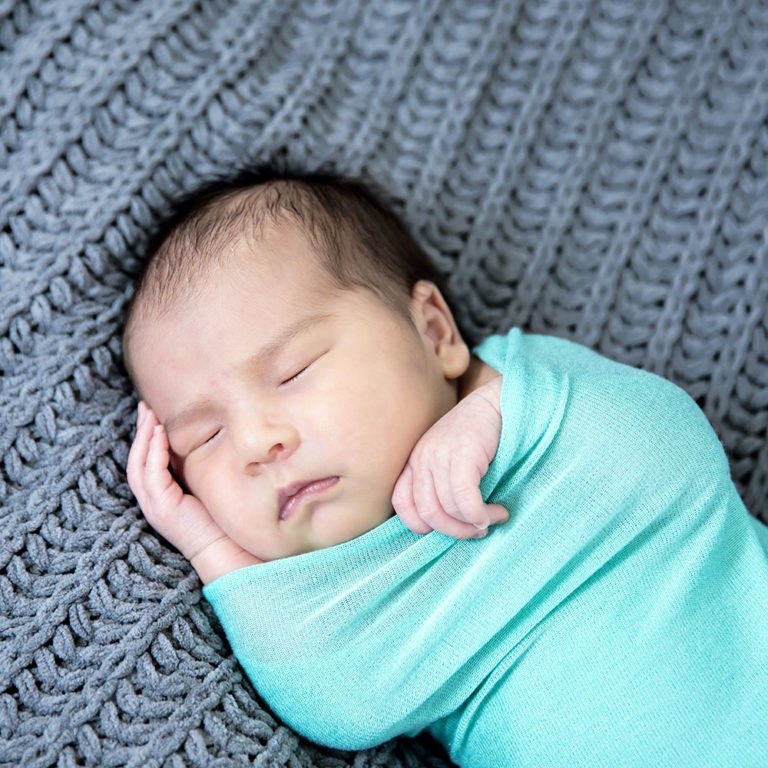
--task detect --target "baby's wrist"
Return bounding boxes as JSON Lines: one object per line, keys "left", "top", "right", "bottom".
{"left": 458, "top": 356, "right": 502, "bottom": 401}
{"left": 191, "top": 539, "right": 263, "bottom": 585}
{"left": 473, "top": 374, "right": 502, "bottom": 417}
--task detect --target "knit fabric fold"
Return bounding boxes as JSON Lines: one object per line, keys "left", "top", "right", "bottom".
{"left": 204, "top": 330, "right": 768, "bottom": 767}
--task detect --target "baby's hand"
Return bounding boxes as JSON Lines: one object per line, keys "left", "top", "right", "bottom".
{"left": 392, "top": 375, "right": 508, "bottom": 539}
{"left": 126, "top": 402, "right": 262, "bottom": 584}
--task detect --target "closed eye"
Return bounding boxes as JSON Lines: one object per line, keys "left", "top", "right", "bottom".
{"left": 191, "top": 429, "right": 221, "bottom": 453}
{"left": 280, "top": 352, "right": 325, "bottom": 386}
{"left": 280, "top": 363, "right": 311, "bottom": 386}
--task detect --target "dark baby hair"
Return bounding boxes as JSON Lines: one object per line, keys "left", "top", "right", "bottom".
{"left": 121, "top": 163, "right": 445, "bottom": 380}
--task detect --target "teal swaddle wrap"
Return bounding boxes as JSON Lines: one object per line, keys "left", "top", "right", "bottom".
{"left": 204, "top": 329, "right": 768, "bottom": 767}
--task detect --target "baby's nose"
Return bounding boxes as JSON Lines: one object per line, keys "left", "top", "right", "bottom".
{"left": 234, "top": 421, "right": 299, "bottom": 472}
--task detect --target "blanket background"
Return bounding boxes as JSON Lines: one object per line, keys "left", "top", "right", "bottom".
{"left": 2, "top": 0, "right": 767, "bottom": 765}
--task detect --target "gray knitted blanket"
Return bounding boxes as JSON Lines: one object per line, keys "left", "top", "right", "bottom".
{"left": 2, "top": 1, "right": 767, "bottom": 765}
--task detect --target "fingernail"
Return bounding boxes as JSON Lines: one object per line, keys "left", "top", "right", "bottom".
{"left": 472, "top": 528, "right": 488, "bottom": 539}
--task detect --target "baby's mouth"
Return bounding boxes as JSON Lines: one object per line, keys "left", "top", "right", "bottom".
{"left": 278, "top": 477, "right": 339, "bottom": 520}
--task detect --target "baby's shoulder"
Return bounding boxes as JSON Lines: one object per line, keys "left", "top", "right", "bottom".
{"left": 556, "top": 338, "right": 730, "bottom": 490}
{"left": 500, "top": 330, "right": 729, "bottom": 479}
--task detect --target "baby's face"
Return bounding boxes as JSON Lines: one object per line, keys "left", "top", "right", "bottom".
{"left": 129, "top": 225, "right": 466, "bottom": 561}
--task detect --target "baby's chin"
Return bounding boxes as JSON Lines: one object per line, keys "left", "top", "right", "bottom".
{"left": 307, "top": 502, "right": 396, "bottom": 553}
{"left": 238, "top": 502, "right": 397, "bottom": 563}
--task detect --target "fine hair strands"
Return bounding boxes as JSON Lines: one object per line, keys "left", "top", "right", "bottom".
{"left": 121, "top": 164, "right": 454, "bottom": 382}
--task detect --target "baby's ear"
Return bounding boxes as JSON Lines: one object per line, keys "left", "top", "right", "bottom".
{"left": 409, "top": 280, "right": 470, "bottom": 379}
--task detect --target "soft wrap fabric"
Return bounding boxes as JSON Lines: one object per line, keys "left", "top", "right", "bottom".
{"left": 203, "top": 329, "right": 768, "bottom": 767}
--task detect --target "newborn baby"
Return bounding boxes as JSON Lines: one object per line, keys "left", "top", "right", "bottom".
{"left": 123, "top": 167, "right": 768, "bottom": 767}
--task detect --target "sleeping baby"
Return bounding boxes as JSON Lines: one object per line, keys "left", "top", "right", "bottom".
{"left": 122, "top": 167, "right": 768, "bottom": 767}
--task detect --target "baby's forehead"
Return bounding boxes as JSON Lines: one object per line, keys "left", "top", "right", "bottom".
{"left": 174, "top": 224, "right": 339, "bottom": 309}
{"left": 125, "top": 181, "right": 397, "bottom": 351}
{"left": 200, "top": 216, "right": 333, "bottom": 294}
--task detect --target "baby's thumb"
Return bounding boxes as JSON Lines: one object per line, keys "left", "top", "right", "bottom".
{"left": 487, "top": 503, "right": 510, "bottom": 526}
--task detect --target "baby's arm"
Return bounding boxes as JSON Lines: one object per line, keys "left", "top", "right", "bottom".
{"left": 391, "top": 362, "right": 509, "bottom": 539}
{"left": 127, "top": 402, "right": 263, "bottom": 584}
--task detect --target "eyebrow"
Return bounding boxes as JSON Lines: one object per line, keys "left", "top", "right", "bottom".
{"left": 163, "top": 311, "right": 334, "bottom": 436}
{"left": 245, "top": 311, "right": 335, "bottom": 374}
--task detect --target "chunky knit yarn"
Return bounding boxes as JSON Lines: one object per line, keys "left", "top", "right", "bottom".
{"left": 2, "top": 1, "right": 768, "bottom": 766}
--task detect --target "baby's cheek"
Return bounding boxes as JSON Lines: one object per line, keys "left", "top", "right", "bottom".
{"left": 183, "top": 459, "right": 221, "bottom": 511}
{"left": 384, "top": 396, "right": 436, "bottom": 464}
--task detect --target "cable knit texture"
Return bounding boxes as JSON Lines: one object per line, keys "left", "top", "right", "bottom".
{"left": 1, "top": 1, "right": 767, "bottom": 766}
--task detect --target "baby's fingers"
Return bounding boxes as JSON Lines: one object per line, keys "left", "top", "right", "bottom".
{"left": 412, "top": 469, "right": 487, "bottom": 539}
{"left": 144, "top": 422, "right": 183, "bottom": 512}
{"left": 126, "top": 402, "right": 156, "bottom": 510}
{"left": 392, "top": 465, "right": 433, "bottom": 534}
{"left": 439, "top": 461, "right": 508, "bottom": 530}
{"left": 127, "top": 403, "right": 182, "bottom": 525}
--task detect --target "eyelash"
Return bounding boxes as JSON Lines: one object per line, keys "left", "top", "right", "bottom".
{"left": 280, "top": 350, "right": 327, "bottom": 386}
{"left": 280, "top": 362, "right": 312, "bottom": 386}
{"left": 190, "top": 429, "right": 220, "bottom": 453}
